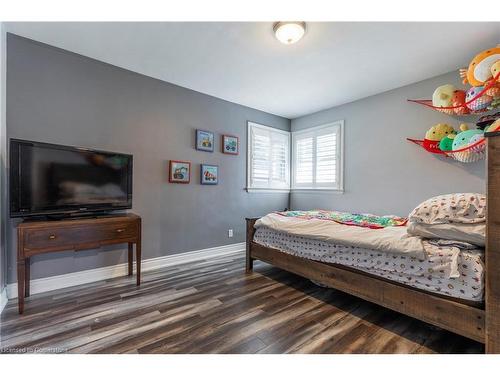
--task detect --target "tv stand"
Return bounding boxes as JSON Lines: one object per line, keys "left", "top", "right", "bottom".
{"left": 16, "top": 213, "right": 142, "bottom": 314}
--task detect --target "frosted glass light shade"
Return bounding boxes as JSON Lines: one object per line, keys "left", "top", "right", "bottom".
{"left": 273, "top": 22, "right": 306, "bottom": 45}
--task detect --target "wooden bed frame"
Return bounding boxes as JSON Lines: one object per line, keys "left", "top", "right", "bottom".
{"left": 245, "top": 132, "right": 500, "bottom": 353}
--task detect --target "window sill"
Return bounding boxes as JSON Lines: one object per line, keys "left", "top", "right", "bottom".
{"left": 246, "top": 188, "right": 291, "bottom": 193}
{"left": 291, "top": 188, "right": 344, "bottom": 194}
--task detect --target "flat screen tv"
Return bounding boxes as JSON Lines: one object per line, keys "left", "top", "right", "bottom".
{"left": 10, "top": 139, "right": 133, "bottom": 218}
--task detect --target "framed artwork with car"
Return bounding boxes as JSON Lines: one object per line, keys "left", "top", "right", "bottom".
{"left": 196, "top": 129, "right": 215, "bottom": 152}
{"left": 169, "top": 160, "right": 191, "bottom": 183}
{"left": 200, "top": 164, "right": 219, "bottom": 185}
{"left": 222, "top": 134, "right": 239, "bottom": 155}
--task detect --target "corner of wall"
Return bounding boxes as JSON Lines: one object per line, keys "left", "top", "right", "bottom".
{"left": 0, "top": 22, "right": 8, "bottom": 297}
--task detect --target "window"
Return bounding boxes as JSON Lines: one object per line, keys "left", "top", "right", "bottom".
{"left": 292, "top": 121, "right": 344, "bottom": 191}
{"left": 247, "top": 122, "right": 290, "bottom": 191}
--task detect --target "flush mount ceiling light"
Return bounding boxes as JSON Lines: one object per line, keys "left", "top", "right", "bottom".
{"left": 273, "top": 22, "right": 306, "bottom": 45}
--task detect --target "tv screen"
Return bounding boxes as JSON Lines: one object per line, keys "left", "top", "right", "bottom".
{"left": 10, "top": 139, "right": 133, "bottom": 217}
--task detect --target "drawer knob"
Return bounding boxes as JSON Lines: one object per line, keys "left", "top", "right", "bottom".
{"left": 116, "top": 228, "right": 125, "bottom": 233}
{"left": 48, "top": 234, "right": 56, "bottom": 240}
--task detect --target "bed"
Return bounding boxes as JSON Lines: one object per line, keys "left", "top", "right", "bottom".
{"left": 253, "top": 226, "right": 484, "bottom": 302}
{"left": 245, "top": 131, "right": 500, "bottom": 353}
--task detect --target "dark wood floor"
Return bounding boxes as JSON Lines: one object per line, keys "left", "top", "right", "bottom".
{"left": 0, "top": 252, "right": 484, "bottom": 354}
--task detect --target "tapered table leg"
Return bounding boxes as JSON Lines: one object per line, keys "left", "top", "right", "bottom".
{"left": 17, "top": 260, "right": 25, "bottom": 314}
{"left": 25, "top": 257, "right": 30, "bottom": 297}
{"left": 136, "top": 241, "right": 141, "bottom": 286}
{"left": 128, "top": 243, "right": 133, "bottom": 276}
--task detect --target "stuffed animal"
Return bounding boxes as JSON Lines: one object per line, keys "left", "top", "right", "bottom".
{"left": 476, "top": 112, "right": 500, "bottom": 130}
{"left": 486, "top": 63, "right": 500, "bottom": 107}
{"left": 459, "top": 46, "right": 500, "bottom": 87}
{"left": 489, "top": 97, "right": 500, "bottom": 110}
{"left": 486, "top": 119, "right": 500, "bottom": 133}
{"left": 486, "top": 83, "right": 500, "bottom": 98}
{"left": 454, "top": 46, "right": 500, "bottom": 113}
{"left": 468, "top": 133, "right": 484, "bottom": 146}
{"left": 425, "top": 123, "right": 455, "bottom": 140}
{"left": 432, "top": 84, "right": 456, "bottom": 114}
{"left": 439, "top": 134, "right": 456, "bottom": 151}
{"left": 485, "top": 66, "right": 500, "bottom": 100}
{"left": 465, "top": 86, "right": 493, "bottom": 112}
{"left": 423, "top": 123, "right": 455, "bottom": 153}
{"left": 452, "top": 124, "right": 484, "bottom": 151}
{"left": 492, "top": 61, "right": 500, "bottom": 82}
{"left": 451, "top": 90, "right": 470, "bottom": 115}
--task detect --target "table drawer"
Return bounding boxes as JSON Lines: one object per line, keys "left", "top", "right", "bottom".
{"left": 24, "top": 220, "right": 138, "bottom": 250}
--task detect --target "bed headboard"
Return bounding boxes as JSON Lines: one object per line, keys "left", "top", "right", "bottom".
{"left": 485, "top": 131, "right": 500, "bottom": 352}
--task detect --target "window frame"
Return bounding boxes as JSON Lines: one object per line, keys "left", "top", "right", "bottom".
{"left": 291, "top": 121, "right": 344, "bottom": 192}
{"left": 246, "top": 121, "right": 291, "bottom": 193}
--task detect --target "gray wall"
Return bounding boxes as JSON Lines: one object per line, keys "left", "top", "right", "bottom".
{"left": 291, "top": 71, "right": 485, "bottom": 216}
{"left": 5, "top": 33, "right": 487, "bottom": 285}
{"left": 6, "top": 34, "right": 290, "bottom": 283}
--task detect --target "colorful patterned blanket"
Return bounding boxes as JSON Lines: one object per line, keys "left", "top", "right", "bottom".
{"left": 276, "top": 210, "right": 408, "bottom": 229}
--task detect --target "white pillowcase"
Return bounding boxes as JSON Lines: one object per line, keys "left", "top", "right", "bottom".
{"left": 407, "top": 222, "right": 485, "bottom": 247}
{"left": 409, "top": 193, "right": 486, "bottom": 225}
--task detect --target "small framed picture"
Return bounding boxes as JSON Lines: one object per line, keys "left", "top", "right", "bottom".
{"left": 169, "top": 160, "right": 191, "bottom": 183}
{"left": 196, "top": 129, "right": 215, "bottom": 152}
{"left": 200, "top": 164, "right": 219, "bottom": 185}
{"left": 222, "top": 134, "right": 239, "bottom": 155}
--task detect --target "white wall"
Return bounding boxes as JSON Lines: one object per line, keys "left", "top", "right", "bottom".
{"left": 290, "top": 71, "right": 485, "bottom": 217}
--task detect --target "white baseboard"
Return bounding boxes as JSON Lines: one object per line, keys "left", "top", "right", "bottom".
{"left": 6, "top": 242, "right": 245, "bottom": 300}
{"left": 0, "top": 287, "right": 7, "bottom": 314}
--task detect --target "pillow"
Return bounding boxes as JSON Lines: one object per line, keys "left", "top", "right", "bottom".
{"left": 409, "top": 193, "right": 486, "bottom": 225}
{"left": 407, "top": 222, "right": 485, "bottom": 247}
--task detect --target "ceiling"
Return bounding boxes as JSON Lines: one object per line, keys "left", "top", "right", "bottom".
{"left": 5, "top": 22, "right": 500, "bottom": 119}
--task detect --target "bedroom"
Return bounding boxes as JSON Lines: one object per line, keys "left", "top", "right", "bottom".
{"left": 1, "top": 0, "right": 500, "bottom": 372}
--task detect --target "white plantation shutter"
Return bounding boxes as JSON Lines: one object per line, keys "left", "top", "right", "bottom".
{"left": 292, "top": 121, "right": 343, "bottom": 190}
{"left": 295, "top": 136, "right": 313, "bottom": 184}
{"left": 247, "top": 122, "right": 290, "bottom": 190}
{"left": 316, "top": 131, "right": 336, "bottom": 184}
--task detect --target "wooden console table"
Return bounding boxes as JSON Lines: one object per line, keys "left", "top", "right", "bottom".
{"left": 16, "top": 213, "right": 142, "bottom": 314}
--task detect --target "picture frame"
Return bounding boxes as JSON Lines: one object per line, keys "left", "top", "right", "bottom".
{"left": 200, "top": 164, "right": 219, "bottom": 185}
{"left": 196, "top": 129, "right": 215, "bottom": 152}
{"left": 222, "top": 134, "right": 239, "bottom": 155}
{"left": 169, "top": 160, "right": 191, "bottom": 183}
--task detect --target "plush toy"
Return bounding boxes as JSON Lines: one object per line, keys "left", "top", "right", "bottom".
{"left": 492, "top": 61, "right": 500, "bottom": 82}
{"left": 486, "top": 83, "right": 500, "bottom": 97}
{"left": 450, "top": 90, "right": 470, "bottom": 115}
{"left": 456, "top": 46, "right": 500, "bottom": 112}
{"left": 432, "top": 84, "right": 456, "bottom": 114}
{"left": 423, "top": 123, "right": 455, "bottom": 153}
{"left": 452, "top": 124, "right": 484, "bottom": 151}
{"left": 485, "top": 67, "right": 500, "bottom": 101}
{"left": 425, "top": 123, "right": 455, "bottom": 140}
{"left": 489, "top": 97, "right": 500, "bottom": 110}
{"left": 439, "top": 134, "right": 455, "bottom": 151}
{"left": 468, "top": 133, "right": 484, "bottom": 146}
{"left": 459, "top": 46, "right": 500, "bottom": 87}
{"left": 486, "top": 63, "right": 500, "bottom": 108}
{"left": 476, "top": 112, "right": 500, "bottom": 130}
{"left": 486, "top": 119, "right": 500, "bottom": 133}
{"left": 465, "top": 86, "right": 493, "bottom": 112}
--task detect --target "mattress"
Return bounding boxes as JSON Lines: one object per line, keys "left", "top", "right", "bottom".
{"left": 253, "top": 227, "right": 485, "bottom": 302}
